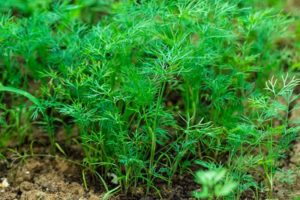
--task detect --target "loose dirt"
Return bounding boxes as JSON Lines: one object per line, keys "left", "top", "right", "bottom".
{"left": 0, "top": 157, "right": 102, "bottom": 200}
{"left": 0, "top": 154, "right": 197, "bottom": 200}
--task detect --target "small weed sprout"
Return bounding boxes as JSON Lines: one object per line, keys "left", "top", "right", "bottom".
{"left": 193, "top": 168, "right": 237, "bottom": 200}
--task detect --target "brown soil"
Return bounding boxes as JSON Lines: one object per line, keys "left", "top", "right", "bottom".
{"left": 0, "top": 154, "right": 198, "bottom": 200}
{"left": 0, "top": 127, "right": 198, "bottom": 200}
{"left": 0, "top": 157, "right": 103, "bottom": 200}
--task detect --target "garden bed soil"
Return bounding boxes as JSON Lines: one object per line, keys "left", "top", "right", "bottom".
{"left": 0, "top": 135, "right": 198, "bottom": 200}
{"left": 0, "top": 157, "right": 101, "bottom": 200}
{"left": 0, "top": 157, "right": 198, "bottom": 200}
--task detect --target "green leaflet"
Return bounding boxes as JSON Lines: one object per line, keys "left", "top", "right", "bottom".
{"left": 0, "top": 84, "right": 40, "bottom": 106}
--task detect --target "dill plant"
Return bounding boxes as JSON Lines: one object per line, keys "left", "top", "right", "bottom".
{"left": 0, "top": 0, "right": 298, "bottom": 198}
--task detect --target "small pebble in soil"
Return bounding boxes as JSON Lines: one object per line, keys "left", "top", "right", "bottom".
{"left": 0, "top": 178, "right": 10, "bottom": 188}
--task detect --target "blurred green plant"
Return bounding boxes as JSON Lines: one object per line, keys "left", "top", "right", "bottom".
{"left": 193, "top": 168, "right": 237, "bottom": 200}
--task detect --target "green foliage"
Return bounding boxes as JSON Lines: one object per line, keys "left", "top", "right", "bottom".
{"left": 0, "top": 84, "right": 40, "bottom": 106}
{"left": 193, "top": 168, "right": 237, "bottom": 199}
{"left": 0, "top": 0, "right": 299, "bottom": 198}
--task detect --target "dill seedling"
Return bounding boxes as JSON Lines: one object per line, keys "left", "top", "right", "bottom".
{"left": 0, "top": 0, "right": 298, "bottom": 198}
